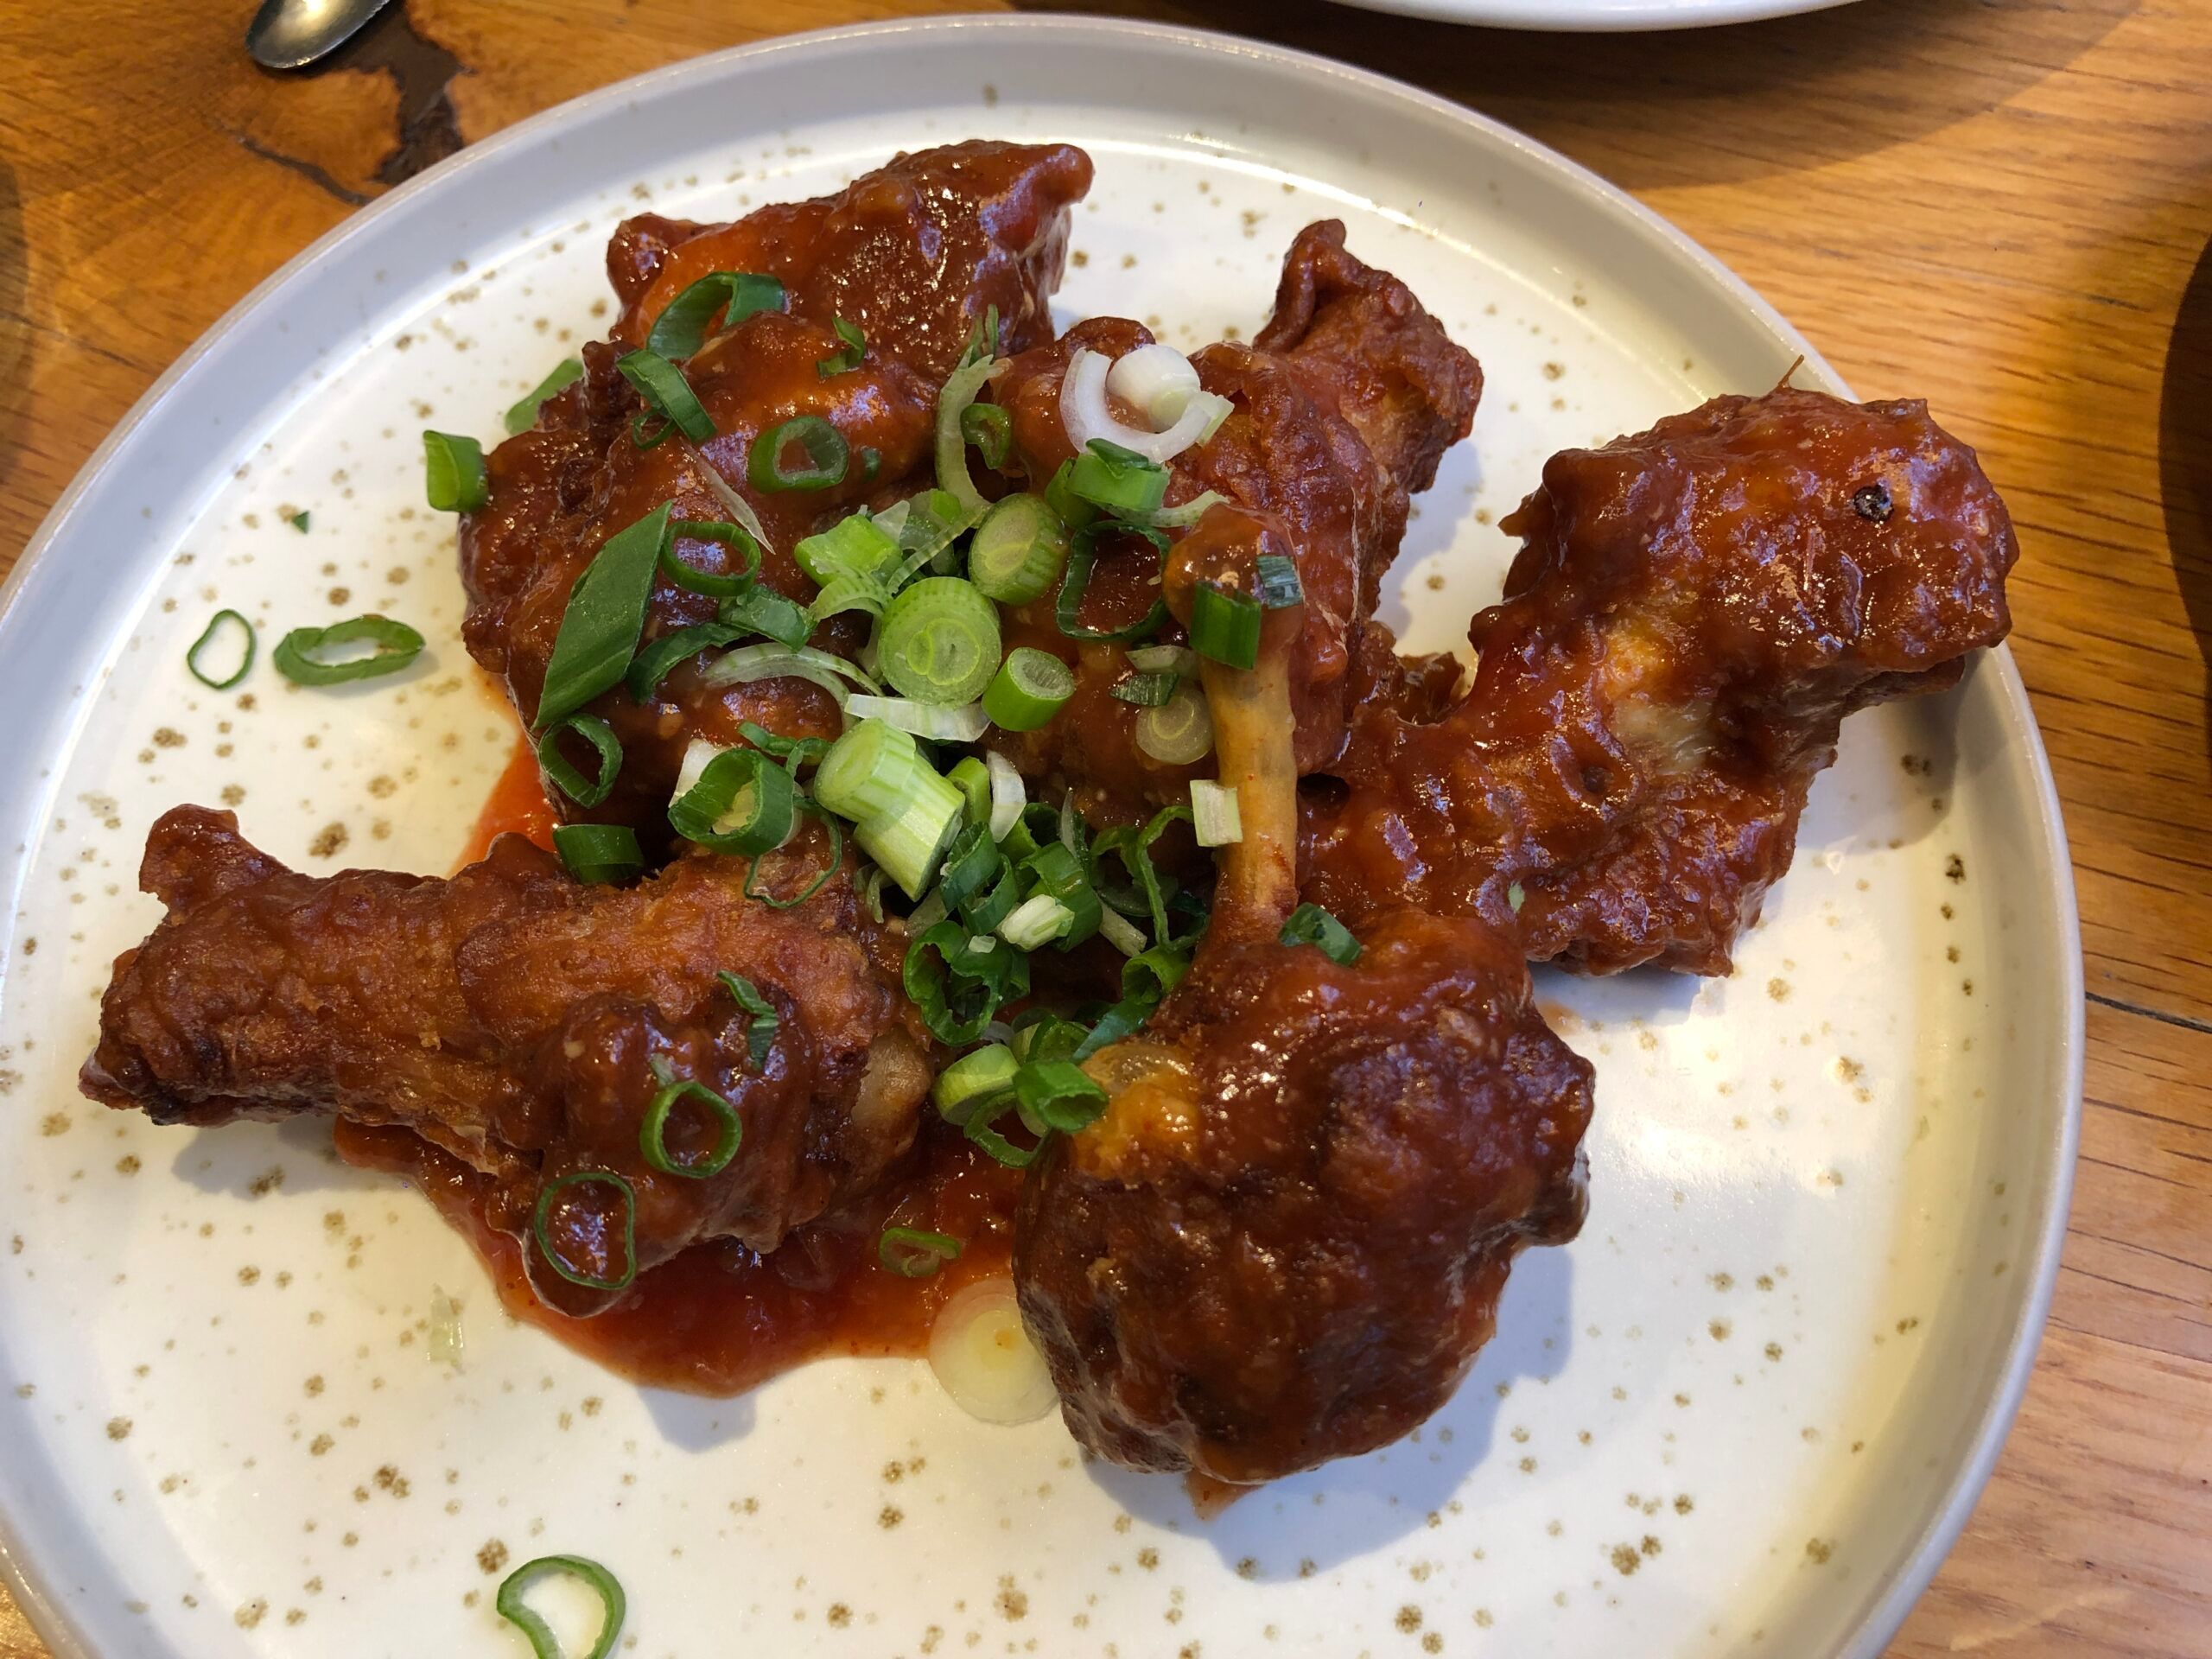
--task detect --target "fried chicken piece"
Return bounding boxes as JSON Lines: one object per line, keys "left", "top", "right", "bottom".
{"left": 1302, "top": 386, "right": 2020, "bottom": 975}
{"left": 1014, "top": 510, "right": 1592, "bottom": 1482}
{"left": 81, "top": 807, "right": 932, "bottom": 1315}
{"left": 461, "top": 141, "right": 1093, "bottom": 838}
{"left": 985, "top": 221, "right": 1480, "bottom": 816}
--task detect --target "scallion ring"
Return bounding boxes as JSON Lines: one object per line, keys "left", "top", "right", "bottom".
{"left": 495, "top": 1554, "right": 626, "bottom": 1659}
{"left": 744, "top": 798, "right": 843, "bottom": 911}
{"left": 935, "top": 351, "right": 1003, "bottom": 521}
{"left": 969, "top": 493, "right": 1071, "bottom": 606}
{"left": 551, "top": 823, "right": 645, "bottom": 885}
{"left": 535, "top": 714, "right": 623, "bottom": 809}
{"left": 1191, "top": 581, "right": 1262, "bottom": 670}
{"left": 1255, "top": 553, "right": 1305, "bottom": 609}
{"left": 960, "top": 401, "right": 1013, "bottom": 470}
{"left": 877, "top": 577, "right": 1001, "bottom": 706}
{"left": 186, "top": 609, "right": 256, "bottom": 690}
{"left": 617, "top": 348, "right": 715, "bottom": 448}
{"left": 879, "top": 1226, "right": 962, "bottom": 1278}
{"left": 1109, "top": 669, "right": 1176, "bottom": 708}
{"left": 718, "top": 969, "right": 779, "bottom": 1070}
{"left": 639, "top": 1056, "right": 742, "bottom": 1179}
{"left": 659, "top": 519, "right": 761, "bottom": 597}
{"left": 982, "top": 647, "right": 1075, "bottom": 732}
{"left": 530, "top": 1173, "right": 638, "bottom": 1293}
{"left": 1014, "top": 1058, "right": 1109, "bottom": 1135}
{"left": 504, "top": 358, "right": 583, "bottom": 435}
{"left": 667, "top": 746, "right": 795, "bottom": 855}
{"left": 1133, "top": 683, "right": 1214, "bottom": 766}
{"left": 1066, "top": 439, "right": 1169, "bottom": 517}
{"left": 1279, "top": 900, "right": 1362, "bottom": 965}
{"left": 648, "top": 270, "right": 786, "bottom": 359}
{"left": 817, "top": 316, "right": 866, "bottom": 378}
{"left": 422, "top": 429, "right": 487, "bottom": 512}
{"left": 626, "top": 621, "right": 744, "bottom": 703}
{"left": 931, "top": 1042, "right": 1017, "bottom": 1123}
{"left": 1056, "top": 525, "right": 1169, "bottom": 645}
{"left": 717, "top": 587, "right": 813, "bottom": 650}
{"left": 272, "top": 615, "right": 425, "bottom": 686}
{"left": 748, "top": 416, "right": 849, "bottom": 493}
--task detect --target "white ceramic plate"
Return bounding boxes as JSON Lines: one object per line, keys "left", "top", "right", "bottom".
{"left": 0, "top": 17, "right": 2079, "bottom": 1659}
{"left": 1319, "top": 0, "right": 1858, "bottom": 32}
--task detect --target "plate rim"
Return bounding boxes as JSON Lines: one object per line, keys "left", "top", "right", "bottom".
{"left": 0, "top": 15, "right": 2084, "bottom": 1658}
{"left": 1314, "top": 0, "right": 1859, "bottom": 32}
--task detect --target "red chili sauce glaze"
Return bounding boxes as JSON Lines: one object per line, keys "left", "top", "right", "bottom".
{"left": 331, "top": 730, "right": 1025, "bottom": 1397}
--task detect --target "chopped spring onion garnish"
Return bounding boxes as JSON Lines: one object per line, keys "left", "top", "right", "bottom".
{"left": 906, "top": 920, "right": 1029, "bottom": 1046}
{"left": 1122, "top": 942, "right": 1192, "bottom": 1006}
{"left": 1119, "top": 489, "right": 1229, "bottom": 531}
{"left": 1106, "top": 342, "right": 1203, "bottom": 427}
{"left": 1044, "top": 459, "right": 1097, "bottom": 531}
{"left": 997, "top": 801, "right": 1062, "bottom": 863}
{"left": 718, "top": 969, "right": 779, "bottom": 1070}
{"left": 682, "top": 438, "right": 773, "bottom": 547}
{"left": 289, "top": 510, "right": 310, "bottom": 533}
{"left": 1096, "top": 904, "right": 1147, "bottom": 957}
{"left": 985, "top": 750, "right": 1027, "bottom": 842}
{"left": 817, "top": 316, "right": 867, "bottom": 378}
{"left": 504, "top": 356, "right": 584, "bottom": 435}
{"left": 928, "top": 1276, "right": 1058, "bottom": 1423}
{"left": 551, "top": 823, "right": 645, "bottom": 885}
{"left": 1280, "top": 901, "right": 1363, "bottom": 965}
{"left": 796, "top": 512, "right": 900, "bottom": 589}
{"left": 717, "top": 586, "right": 812, "bottom": 651}
{"left": 273, "top": 614, "right": 426, "bottom": 686}
{"left": 626, "top": 621, "right": 744, "bottom": 703}
{"left": 936, "top": 823, "right": 1002, "bottom": 911}
{"left": 806, "top": 572, "right": 891, "bottom": 629}
{"left": 1192, "top": 582, "right": 1262, "bottom": 670}
{"left": 982, "top": 646, "right": 1075, "bottom": 731}
{"left": 749, "top": 415, "right": 849, "bottom": 493}
{"left": 999, "top": 893, "right": 1073, "bottom": 951}
{"left": 1109, "top": 669, "right": 1176, "bottom": 708}
{"left": 887, "top": 486, "right": 972, "bottom": 577}
{"left": 1056, "top": 528, "right": 1169, "bottom": 645}
{"left": 648, "top": 270, "right": 785, "bottom": 359}
{"left": 1014, "top": 1058, "right": 1109, "bottom": 1135}
{"left": 616, "top": 348, "right": 715, "bottom": 448}
{"left": 878, "top": 577, "right": 1001, "bottom": 705}
{"left": 744, "top": 798, "right": 844, "bottom": 911}
{"left": 1019, "top": 841, "right": 1103, "bottom": 949}
{"left": 530, "top": 1171, "right": 639, "bottom": 1292}
{"left": 845, "top": 693, "right": 990, "bottom": 743}
{"left": 640, "top": 1056, "right": 741, "bottom": 1179}
{"left": 948, "top": 755, "right": 993, "bottom": 825}
{"left": 931, "top": 1042, "right": 1017, "bottom": 1122}
{"left": 1091, "top": 802, "right": 1194, "bottom": 946}
{"left": 1127, "top": 643, "right": 1198, "bottom": 678}
{"left": 1133, "top": 683, "right": 1214, "bottom": 766}
{"left": 496, "top": 1554, "right": 626, "bottom": 1659}
{"left": 1060, "top": 346, "right": 1230, "bottom": 465}
{"left": 536, "top": 714, "right": 623, "bottom": 808}
{"left": 738, "top": 721, "right": 830, "bottom": 772}
{"left": 856, "top": 781, "right": 965, "bottom": 902}
{"left": 858, "top": 865, "right": 887, "bottom": 923}
{"left": 1255, "top": 553, "right": 1305, "bottom": 610}
{"left": 1189, "top": 778, "right": 1243, "bottom": 847}
{"left": 879, "top": 1225, "right": 962, "bottom": 1278}
{"left": 959, "top": 864, "right": 1020, "bottom": 932}
{"left": 1066, "top": 439, "right": 1169, "bottom": 517}
{"left": 961, "top": 401, "right": 1013, "bottom": 469}
{"left": 936, "top": 351, "right": 1005, "bottom": 522}
{"left": 702, "top": 642, "right": 881, "bottom": 708}
{"left": 1013, "top": 1014, "right": 1087, "bottom": 1067}
{"left": 814, "top": 719, "right": 966, "bottom": 899}
{"left": 660, "top": 519, "right": 761, "bottom": 597}
{"left": 1507, "top": 880, "right": 1528, "bottom": 914}
{"left": 422, "top": 429, "right": 488, "bottom": 512}
{"left": 968, "top": 493, "right": 1071, "bottom": 605}
{"left": 186, "top": 609, "right": 256, "bottom": 690}
{"left": 536, "top": 502, "right": 672, "bottom": 730}
{"left": 667, "top": 746, "right": 796, "bottom": 855}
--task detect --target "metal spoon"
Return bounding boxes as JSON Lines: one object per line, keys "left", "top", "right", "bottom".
{"left": 246, "top": 0, "right": 397, "bottom": 70}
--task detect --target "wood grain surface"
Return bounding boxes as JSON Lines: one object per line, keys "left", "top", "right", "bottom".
{"left": 1, "top": 1, "right": 2206, "bottom": 1654}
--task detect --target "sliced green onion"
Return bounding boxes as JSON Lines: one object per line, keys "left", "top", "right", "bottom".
{"left": 931, "top": 1043, "right": 1017, "bottom": 1123}
{"left": 552, "top": 823, "right": 644, "bottom": 885}
{"left": 935, "top": 823, "right": 1002, "bottom": 911}
{"left": 739, "top": 720, "right": 830, "bottom": 772}
{"left": 1092, "top": 803, "right": 1192, "bottom": 946}
{"left": 985, "top": 751, "right": 1026, "bottom": 842}
{"left": 817, "top": 316, "right": 866, "bottom": 378}
{"left": 1122, "top": 943, "right": 1192, "bottom": 1005}
{"left": 982, "top": 647, "right": 1074, "bottom": 731}
{"left": 879, "top": 1226, "right": 961, "bottom": 1278}
{"left": 999, "top": 802, "right": 1062, "bottom": 863}
{"left": 617, "top": 348, "right": 715, "bottom": 447}
{"left": 959, "top": 863, "right": 1020, "bottom": 933}
{"left": 1011, "top": 1013, "right": 1087, "bottom": 1066}
{"left": 530, "top": 1173, "right": 638, "bottom": 1293}
{"left": 1021, "top": 840, "right": 1102, "bottom": 948}
{"left": 660, "top": 520, "right": 761, "bottom": 597}
{"left": 1109, "top": 670, "right": 1176, "bottom": 708}
{"left": 949, "top": 755, "right": 993, "bottom": 825}
{"left": 815, "top": 718, "right": 940, "bottom": 823}
{"left": 1508, "top": 881, "right": 1529, "bottom": 914}
{"left": 668, "top": 747, "right": 795, "bottom": 855}
{"left": 960, "top": 401, "right": 1013, "bottom": 469}
{"left": 1133, "top": 684, "right": 1213, "bottom": 766}
{"left": 905, "top": 920, "right": 1027, "bottom": 1046}
{"left": 969, "top": 493, "right": 1070, "bottom": 606}
{"left": 887, "top": 486, "right": 973, "bottom": 578}
{"left": 640, "top": 1055, "right": 742, "bottom": 1178}
{"left": 718, "top": 586, "right": 812, "bottom": 650}
{"left": 718, "top": 969, "right": 779, "bottom": 1070}
{"left": 1067, "top": 439, "right": 1169, "bottom": 516}
{"left": 422, "top": 429, "right": 487, "bottom": 512}
{"left": 745, "top": 798, "right": 843, "bottom": 911}
{"left": 806, "top": 572, "right": 891, "bottom": 629}
{"left": 748, "top": 416, "right": 849, "bottom": 493}
{"left": 1189, "top": 779, "right": 1243, "bottom": 847}
{"left": 626, "top": 621, "right": 744, "bottom": 702}
{"left": 1128, "top": 644, "right": 1197, "bottom": 677}
{"left": 288, "top": 510, "right": 310, "bottom": 533}
{"left": 272, "top": 615, "right": 426, "bottom": 686}
{"left": 496, "top": 1554, "right": 626, "bottom": 1659}
{"left": 1057, "top": 527, "right": 1168, "bottom": 645}
{"left": 845, "top": 693, "right": 989, "bottom": 742}
{"left": 1044, "top": 459, "right": 1099, "bottom": 531}
{"left": 649, "top": 271, "right": 785, "bottom": 359}
{"left": 964, "top": 1103, "right": 1042, "bottom": 1169}
{"left": 1014, "top": 1058, "right": 1109, "bottom": 1135}
{"left": 855, "top": 779, "right": 965, "bottom": 900}
{"left": 796, "top": 512, "right": 900, "bottom": 589}
{"left": 1118, "top": 489, "right": 1229, "bottom": 531}
{"left": 536, "top": 714, "right": 623, "bottom": 808}
{"left": 537, "top": 502, "right": 672, "bottom": 730}
{"left": 1096, "top": 905, "right": 1147, "bottom": 957}
{"left": 187, "top": 609, "right": 256, "bottom": 690}
{"left": 1192, "top": 582, "right": 1262, "bottom": 670}
{"left": 1255, "top": 553, "right": 1304, "bottom": 610}
{"left": 702, "top": 641, "right": 880, "bottom": 707}
{"left": 959, "top": 302, "right": 1003, "bottom": 369}
{"left": 1073, "top": 995, "right": 1152, "bottom": 1062}
{"left": 879, "top": 577, "right": 1001, "bottom": 705}
{"left": 935, "top": 352, "right": 1002, "bottom": 521}
{"left": 999, "top": 893, "right": 1073, "bottom": 950}
{"left": 504, "top": 357, "right": 583, "bottom": 435}
{"left": 684, "top": 440, "right": 774, "bottom": 548}
{"left": 1280, "top": 901, "right": 1362, "bottom": 965}
{"left": 858, "top": 866, "right": 887, "bottom": 924}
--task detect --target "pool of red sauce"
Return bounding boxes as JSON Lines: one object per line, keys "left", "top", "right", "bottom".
{"left": 330, "top": 732, "right": 1024, "bottom": 1398}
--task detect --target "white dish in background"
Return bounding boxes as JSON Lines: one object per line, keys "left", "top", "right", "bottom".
{"left": 0, "top": 16, "right": 2078, "bottom": 1659}
{"left": 1321, "top": 0, "right": 1858, "bottom": 30}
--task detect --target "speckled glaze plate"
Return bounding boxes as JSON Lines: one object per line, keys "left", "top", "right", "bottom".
{"left": 0, "top": 17, "right": 2080, "bottom": 1659}
{"left": 1319, "top": 0, "right": 1859, "bottom": 32}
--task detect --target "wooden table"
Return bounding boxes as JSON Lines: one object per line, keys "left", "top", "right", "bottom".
{"left": 1, "top": 1, "right": 2205, "bottom": 1653}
